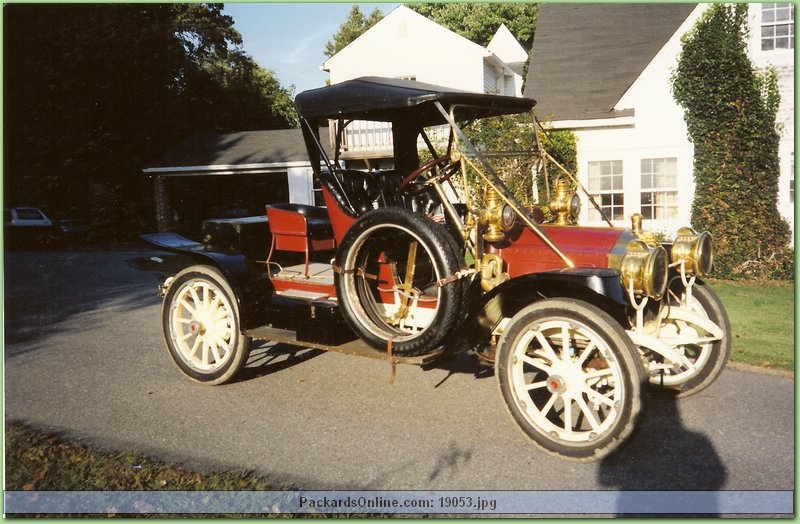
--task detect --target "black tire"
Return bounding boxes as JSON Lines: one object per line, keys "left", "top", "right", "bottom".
{"left": 496, "top": 299, "right": 646, "bottom": 462}
{"left": 335, "top": 208, "right": 467, "bottom": 356}
{"left": 648, "top": 282, "right": 732, "bottom": 397}
{"left": 162, "top": 265, "right": 251, "bottom": 385}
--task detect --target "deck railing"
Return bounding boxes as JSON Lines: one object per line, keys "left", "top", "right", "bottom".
{"left": 332, "top": 120, "right": 450, "bottom": 160}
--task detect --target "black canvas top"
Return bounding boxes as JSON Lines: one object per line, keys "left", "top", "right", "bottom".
{"left": 295, "top": 77, "right": 536, "bottom": 125}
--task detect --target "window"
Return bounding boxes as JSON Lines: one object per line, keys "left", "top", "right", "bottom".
{"left": 503, "top": 74, "right": 515, "bottom": 97}
{"left": 313, "top": 176, "right": 325, "bottom": 207}
{"left": 640, "top": 158, "right": 678, "bottom": 220}
{"left": 588, "top": 160, "right": 624, "bottom": 221}
{"left": 762, "top": 3, "right": 794, "bottom": 51}
{"left": 17, "top": 208, "right": 46, "bottom": 220}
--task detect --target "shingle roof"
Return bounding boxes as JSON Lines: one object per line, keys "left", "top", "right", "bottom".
{"left": 145, "top": 128, "right": 310, "bottom": 171}
{"left": 525, "top": 3, "right": 697, "bottom": 121}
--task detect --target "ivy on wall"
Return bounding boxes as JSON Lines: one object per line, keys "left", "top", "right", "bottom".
{"left": 671, "top": 4, "right": 792, "bottom": 279}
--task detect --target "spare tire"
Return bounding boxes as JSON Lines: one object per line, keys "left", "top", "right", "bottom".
{"left": 334, "top": 208, "right": 467, "bottom": 357}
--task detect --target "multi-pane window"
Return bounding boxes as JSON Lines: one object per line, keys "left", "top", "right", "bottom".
{"left": 640, "top": 158, "right": 678, "bottom": 220}
{"left": 762, "top": 3, "right": 794, "bottom": 51}
{"left": 588, "top": 160, "right": 624, "bottom": 221}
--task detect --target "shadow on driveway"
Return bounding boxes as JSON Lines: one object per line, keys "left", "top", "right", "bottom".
{"left": 3, "top": 244, "right": 174, "bottom": 350}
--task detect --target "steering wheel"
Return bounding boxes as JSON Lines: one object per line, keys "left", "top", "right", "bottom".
{"left": 400, "top": 154, "right": 461, "bottom": 194}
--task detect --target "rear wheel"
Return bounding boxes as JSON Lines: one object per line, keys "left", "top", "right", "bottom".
{"left": 162, "top": 265, "right": 251, "bottom": 385}
{"left": 496, "top": 299, "right": 645, "bottom": 461}
{"left": 335, "top": 208, "right": 467, "bottom": 357}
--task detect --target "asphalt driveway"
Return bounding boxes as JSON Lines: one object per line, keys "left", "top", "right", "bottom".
{"left": 3, "top": 244, "right": 794, "bottom": 510}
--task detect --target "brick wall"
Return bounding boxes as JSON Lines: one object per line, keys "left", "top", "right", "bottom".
{"left": 152, "top": 175, "right": 174, "bottom": 233}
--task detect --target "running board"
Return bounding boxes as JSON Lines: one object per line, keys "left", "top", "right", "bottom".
{"left": 277, "top": 289, "right": 331, "bottom": 300}
{"left": 244, "top": 325, "right": 442, "bottom": 365}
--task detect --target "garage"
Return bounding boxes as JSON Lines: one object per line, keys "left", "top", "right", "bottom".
{"left": 143, "top": 128, "right": 324, "bottom": 238}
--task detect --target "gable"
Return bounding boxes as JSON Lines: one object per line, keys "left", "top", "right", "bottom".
{"left": 324, "top": 5, "right": 489, "bottom": 86}
{"left": 487, "top": 24, "right": 528, "bottom": 68}
{"left": 525, "top": 3, "right": 697, "bottom": 121}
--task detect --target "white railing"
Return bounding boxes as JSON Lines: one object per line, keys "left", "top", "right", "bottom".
{"left": 333, "top": 120, "right": 451, "bottom": 159}
{"left": 336, "top": 120, "right": 393, "bottom": 155}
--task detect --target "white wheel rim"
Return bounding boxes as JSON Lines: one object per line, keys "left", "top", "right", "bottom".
{"left": 509, "top": 318, "right": 625, "bottom": 444}
{"left": 169, "top": 279, "right": 236, "bottom": 372}
{"left": 344, "top": 223, "right": 441, "bottom": 340}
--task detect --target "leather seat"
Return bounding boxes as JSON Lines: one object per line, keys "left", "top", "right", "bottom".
{"left": 266, "top": 203, "right": 335, "bottom": 277}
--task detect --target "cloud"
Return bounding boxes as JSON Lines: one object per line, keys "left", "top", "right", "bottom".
{"left": 277, "top": 27, "right": 329, "bottom": 66}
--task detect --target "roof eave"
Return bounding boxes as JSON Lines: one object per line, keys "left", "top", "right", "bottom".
{"left": 142, "top": 160, "right": 316, "bottom": 176}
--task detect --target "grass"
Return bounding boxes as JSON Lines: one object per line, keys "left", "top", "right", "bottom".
{"left": 5, "top": 280, "right": 794, "bottom": 508}
{"left": 4, "top": 422, "right": 281, "bottom": 492}
{"left": 4, "top": 423, "right": 381, "bottom": 517}
{"left": 708, "top": 279, "right": 794, "bottom": 372}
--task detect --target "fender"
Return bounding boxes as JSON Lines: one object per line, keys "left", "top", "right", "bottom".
{"left": 447, "top": 267, "right": 631, "bottom": 354}
{"left": 141, "top": 233, "right": 273, "bottom": 330}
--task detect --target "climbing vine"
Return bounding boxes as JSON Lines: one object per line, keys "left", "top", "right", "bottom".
{"left": 671, "top": 3, "right": 792, "bottom": 279}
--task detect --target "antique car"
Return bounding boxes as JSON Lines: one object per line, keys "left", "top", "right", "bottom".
{"left": 144, "top": 77, "right": 730, "bottom": 461}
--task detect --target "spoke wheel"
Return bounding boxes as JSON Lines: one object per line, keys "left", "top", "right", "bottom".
{"left": 647, "top": 281, "right": 731, "bottom": 396}
{"left": 162, "top": 265, "right": 251, "bottom": 385}
{"left": 335, "top": 208, "right": 466, "bottom": 356}
{"left": 496, "top": 299, "right": 645, "bottom": 461}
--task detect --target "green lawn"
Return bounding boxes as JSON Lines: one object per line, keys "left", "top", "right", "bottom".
{"left": 708, "top": 279, "right": 794, "bottom": 372}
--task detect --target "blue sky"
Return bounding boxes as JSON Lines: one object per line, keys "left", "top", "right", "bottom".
{"left": 223, "top": 3, "right": 398, "bottom": 95}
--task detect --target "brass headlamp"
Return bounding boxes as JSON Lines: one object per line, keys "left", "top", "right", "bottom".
{"left": 480, "top": 187, "right": 517, "bottom": 242}
{"left": 671, "top": 227, "right": 713, "bottom": 276}
{"left": 618, "top": 239, "right": 669, "bottom": 300}
{"left": 548, "top": 179, "right": 581, "bottom": 225}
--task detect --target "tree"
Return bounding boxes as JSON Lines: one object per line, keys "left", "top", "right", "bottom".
{"left": 464, "top": 115, "right": 577, "bottom": 216}
{"left": 671, "top": 4, "right": 792, "bottom": 279}
{"left": 4, "top": 4, "right": 296, "bottom": 238}
{"left": 406, "top": 3, "right": 538, "bottom": 48}
{"left": 324, "top": 5, "right": 384, "bottom": 58}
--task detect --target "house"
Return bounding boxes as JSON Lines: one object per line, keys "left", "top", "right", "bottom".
{"left": 322, "top": 5, "right": 528, "bottom": 167}
{"left": 324, "top": 5, "right": 526, "bottom": 96}
{"left": 143, "top": 129, "right": 324, "bottom": 233}
{"left": 526, "top": 3, "right": 795, "bottom": 239}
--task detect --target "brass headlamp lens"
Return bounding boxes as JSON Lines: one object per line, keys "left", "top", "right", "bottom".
{"left": 620, "top": 240, "right": 669, "bottom": 300}
{"left": 500, "top": 204, "right": 517, "bottom": 230}
{"left": 672, "top": 227, "right": 713, "bottom": 276}
{"left": 569, "top": 193, "right": 581, "bottom": 220}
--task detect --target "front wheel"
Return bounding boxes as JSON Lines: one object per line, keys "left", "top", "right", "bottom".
{"left": 496, "top": 299, "right": 645, "bottom": 462}
{"left": 646, "top": 281, "right": 731, "bottom": 397}
{"left": 162, "top": 265, "right": 251, "bottom": 385}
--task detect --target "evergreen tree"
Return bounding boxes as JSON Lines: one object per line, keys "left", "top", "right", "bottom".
{"left": 407, "top": 3, "right": 538, "bottom": 48}
{"left": 324, "top": 5, "right": 384, "bottom": 58}
{"left": 671, "top": 4, "right": 792, "bottom": 279}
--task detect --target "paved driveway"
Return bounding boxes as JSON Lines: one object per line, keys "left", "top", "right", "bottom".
{"left": 4, "top": 245, "right": 794, "bottom": 503}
